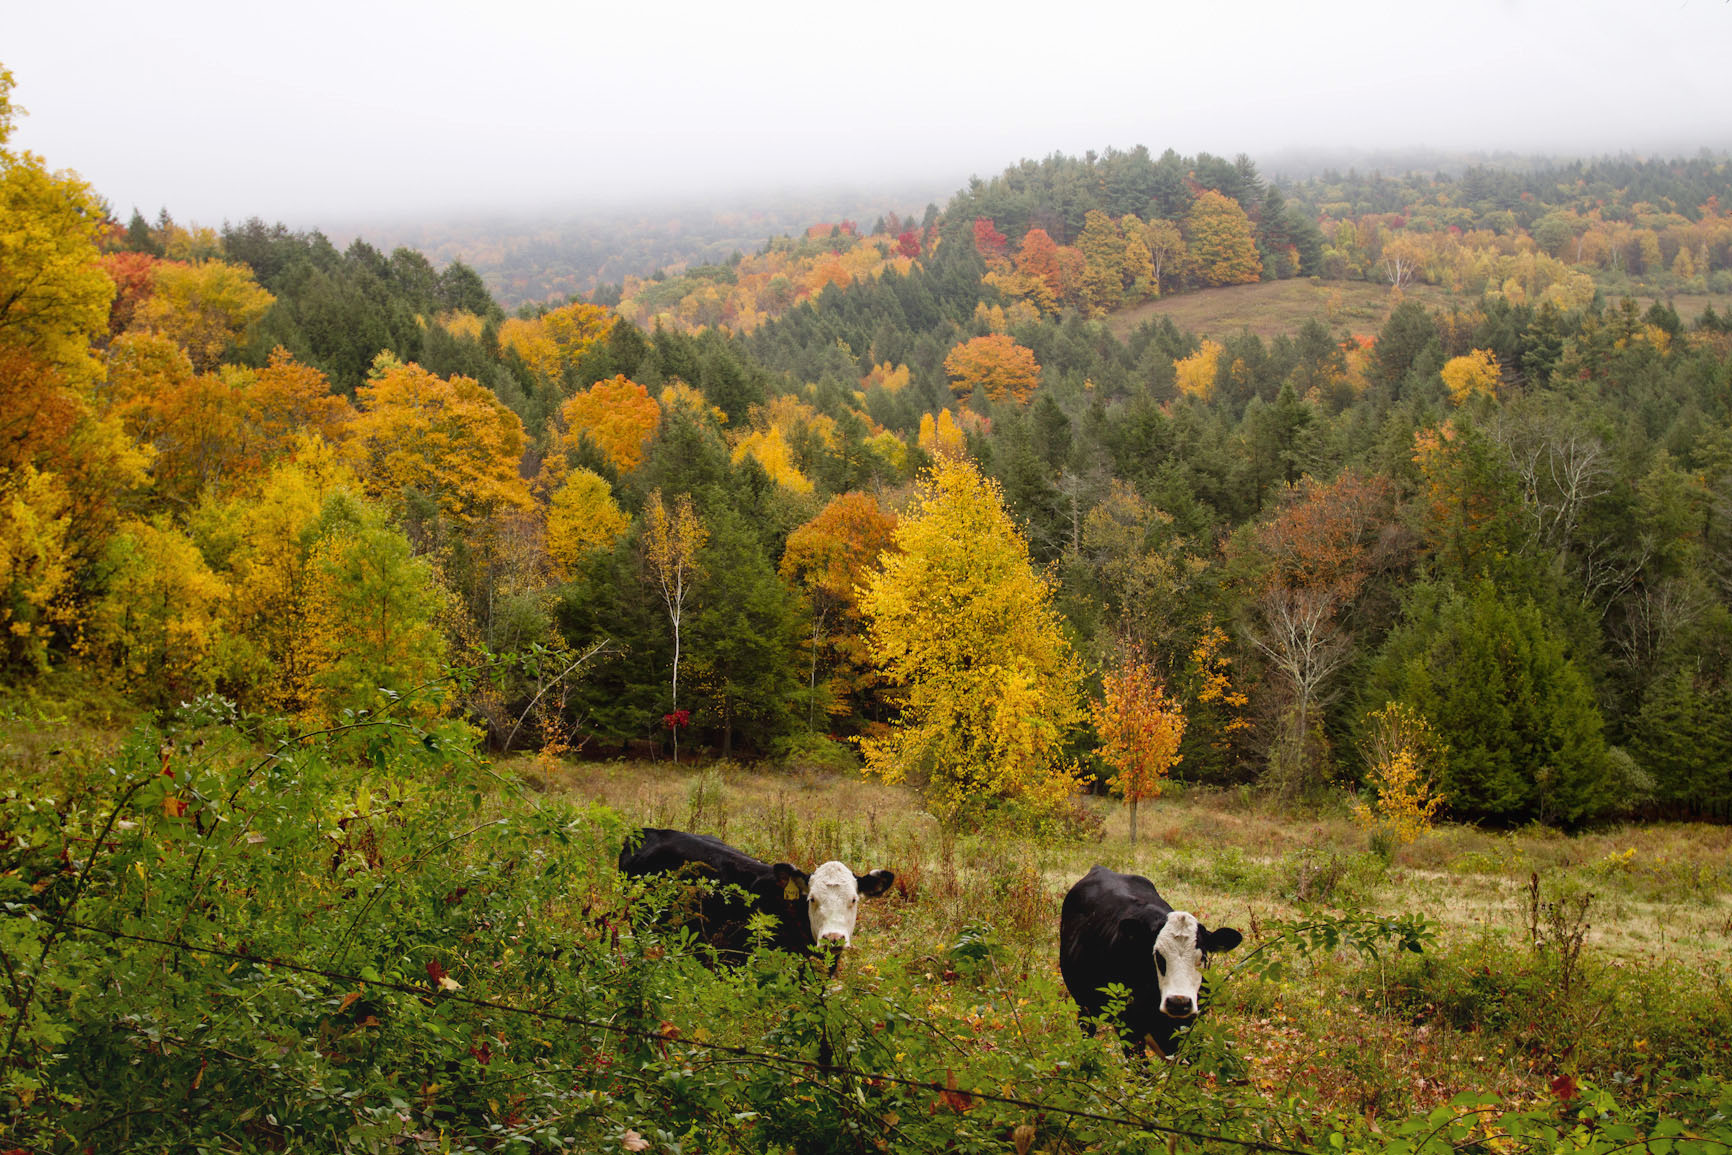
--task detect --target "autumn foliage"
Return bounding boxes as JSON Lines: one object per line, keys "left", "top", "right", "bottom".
{"left": 859, "top": 457, "right": 1084, "bottom": 830}
{"left": 1091, "top": 644, "right": 1187, "bottom": 846}
{"left": 943, "top": 334, "right": 1041, "bottom": 405}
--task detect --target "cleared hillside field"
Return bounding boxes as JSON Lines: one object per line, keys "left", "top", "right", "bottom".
{"left": 1106, "top": 279, "right": 1457, "bottom": 342}
{"left": 1107, "top": 278, "right": 1732, "bottom": 345}
{"left": 542, "top": 756, "right": 1732, "bottom": 1125}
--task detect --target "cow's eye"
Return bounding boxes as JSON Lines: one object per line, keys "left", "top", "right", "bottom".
{"left": 1155, "top": 953, "right": 1168, "bottom": 976}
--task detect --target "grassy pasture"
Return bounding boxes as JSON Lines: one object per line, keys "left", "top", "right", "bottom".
{"left": 1104, "top": 280, "right": 1458, "bottom": 343}
{"left": 538, "top": 755, "right": 1732, "bottom": 1121}
{"left": 1104, "top": 279, "right": 1732, "bottom": 345}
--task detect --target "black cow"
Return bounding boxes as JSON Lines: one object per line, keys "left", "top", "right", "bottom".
{"left": 618, "top": 828, "right": 894, "bottom": 964}
{"left": 1059, "top": 864, "right": 1243, "bottom": 1056}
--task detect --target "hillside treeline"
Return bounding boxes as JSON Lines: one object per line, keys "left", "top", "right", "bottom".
{"left": 5, "top": 64, "right": 1732, "bottom": 827}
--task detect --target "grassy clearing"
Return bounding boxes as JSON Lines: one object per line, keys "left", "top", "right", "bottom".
{"left": 1105, "top": 280, "right": 1458, "bottom": 342}
{"left": 538, "top": 755, "right": 1732, "bottom": 1121}
{"left": 1104, "top": 279, "right": 1732, "bottom": 345}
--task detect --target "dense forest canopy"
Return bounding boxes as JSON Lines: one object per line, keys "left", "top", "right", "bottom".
{"left": 6, "top": 59, "right": 1732, "bottom": 829}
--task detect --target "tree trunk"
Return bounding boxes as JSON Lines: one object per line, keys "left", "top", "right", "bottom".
{"left": 1128, "top": 796, "right": 1139, "bottom": 848}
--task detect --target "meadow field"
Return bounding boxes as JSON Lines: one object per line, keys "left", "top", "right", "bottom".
{"left": 542, "top": 755, "right": 1732, "bottom": 1120}
{"left": 5, "top": 711, "right": 1730, "bottom": 1152}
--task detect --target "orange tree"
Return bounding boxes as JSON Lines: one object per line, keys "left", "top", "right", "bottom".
{"left": 943, "top": 334, "right": 1041, "bottom": 405}
{"left": 1091, "top": 644, "right": 1186, "bottom": 847}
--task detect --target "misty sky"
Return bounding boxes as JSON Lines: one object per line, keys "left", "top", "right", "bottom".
{"left": 6, "top": 0, "right": 1730, "bottom": 230}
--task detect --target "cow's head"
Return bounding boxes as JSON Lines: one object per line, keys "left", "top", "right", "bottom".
{"left": 804, "top": 860, "right": 896, "bottom": 948}
{"left": 1119, "top": 910, "right": 1242, "bottom": 1020}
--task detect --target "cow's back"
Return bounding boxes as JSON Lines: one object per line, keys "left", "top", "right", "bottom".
{"left": 620, "top": 827, "right": 761, "bottom": 883}
{"left": 1059, "top": 865, "right": 1173, "bottom": 1019}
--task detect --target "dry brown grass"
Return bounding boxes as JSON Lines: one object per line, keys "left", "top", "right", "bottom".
{"left": 1105, "top": 280, "right": 1459, "bottom": 342}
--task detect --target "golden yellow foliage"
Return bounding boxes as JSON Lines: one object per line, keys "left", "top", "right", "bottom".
{"left": 497, "top": 301, "right": 611, "bottom": 386}
{"left": 0, "top": 464, "right": 73, "bottom": 668}
{"left": 132, "top": 259, "right": 275, "bottom": 372}
{"left": 858, "top": 456, "right": 1084, "bottom": 831}
{"left": 1353, "top": 701, "right": 1447, "bottom": 846}
{"left": 438, "top": 310, "right": 486, "bottom": 341}
{"left": 1440, "top": 348, "right": 1501, "bottom": 405}
{"left": 917, "top": 408, "right": 968, "bottom": 460}
{"left": 86, "top": 517, "right": 227, "bottom": 699}
{"left": 545, "top": 469, "right": 630, "bottom": 580}
{"left": 732, "top": 425, "right": 813, "bottom": 493}
{"left": 1174, "top": 340, "right": 1224, "bottom": 401}
{"left": 347, "top": 354, "right": 533, "bottom": 524}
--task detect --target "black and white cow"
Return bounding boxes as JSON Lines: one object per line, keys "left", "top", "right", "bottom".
{"left": 618, "top": 828, "right": 895, "bottom": 964}
{"left": 1058, "top": 865, "right": 1243, "bottom": 1056}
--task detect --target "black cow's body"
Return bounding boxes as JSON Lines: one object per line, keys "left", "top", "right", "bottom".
{"left": 618, "top": 828, "right": 894, "bottom": 964}
{"left": 619, "top": 828, "right": 812, "bottom": 960}
{"left": 1059, "top": 865, "right": 1242, "bottom": 1055}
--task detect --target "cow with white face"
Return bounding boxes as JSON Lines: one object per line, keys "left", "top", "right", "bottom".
{"left": 619, "top": 828, "right": 894, "bottom": 967}
{"left": 1059, "top": 865, "right": 1243, "bottom": 1056}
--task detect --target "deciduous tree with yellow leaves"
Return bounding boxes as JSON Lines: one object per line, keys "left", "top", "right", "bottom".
{"left": 859, "top": 456, "right": 1084, "bottom": 831}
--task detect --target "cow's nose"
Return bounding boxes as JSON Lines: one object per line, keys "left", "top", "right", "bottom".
{"left": 1162, "top": 995, "right": 1194, "bottom": 1017}
{"left": 820, "top": 931, "right": 847, "bottom": 945}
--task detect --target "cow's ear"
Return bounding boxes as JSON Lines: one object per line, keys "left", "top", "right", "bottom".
{"left": 773, "top": 863, "right": 809, "bottom": 900}
{"left": 1201, "top": 925, "right": 1244, "bottom": 954}
{"left": 856, "top": 869, "right": 895, "bottom": 897}
{"left": 1117, "top": 915, "right": 1160, "bottom": 948}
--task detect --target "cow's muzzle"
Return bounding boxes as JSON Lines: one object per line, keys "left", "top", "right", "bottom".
{"left": 1161, "top": 995, "right": 1195, "bottom": 1018}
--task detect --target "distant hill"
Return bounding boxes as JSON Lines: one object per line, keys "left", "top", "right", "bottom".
{"left": 325, "top": 183, "right": 954, "bottom": 311}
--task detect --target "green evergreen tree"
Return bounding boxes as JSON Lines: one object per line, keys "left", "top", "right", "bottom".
{"left": 1367, "top": 581, "right": 1615, "bottom": 826}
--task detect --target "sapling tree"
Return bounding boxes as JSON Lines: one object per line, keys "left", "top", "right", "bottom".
{"left": 1091, "top": 643, "right": 1186, "bottom": 847}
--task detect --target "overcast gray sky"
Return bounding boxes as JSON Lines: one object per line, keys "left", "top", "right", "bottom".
{"left": 6, "top": 0, "right": 1729, "bottom": 229}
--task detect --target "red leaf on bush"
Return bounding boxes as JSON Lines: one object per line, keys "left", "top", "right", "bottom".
{"left": 427, "top": 960, "right": 448, "bottom": 984}
{"left": 1551, "top": 1074, "right": 1579, "bottom": 1101}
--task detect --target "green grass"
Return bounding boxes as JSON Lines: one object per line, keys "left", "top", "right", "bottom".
{"left": 538, "top": 755, "right": 1732, "bottom": 1119}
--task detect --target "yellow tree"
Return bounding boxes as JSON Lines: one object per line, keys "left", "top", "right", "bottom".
{"left": 85, "top": 517, "right": 227, "bottom": 704}
{"left": 557, "top": 374, "right": 659, "bottom": 474}
{"left": 944, "top": 334, "right": 1041, "bottom": 405}
{"left": 210, "top": 441, "right": 355, "bottom": 714}
{"left": 1174, "top": 339, "right": 1224, "bottom": 401}
{"left": 917, "top": 407, "right": 967, "bottom": 459}
{"left": 0, "top": 67, "right": 147, "bottom": 669}
{"left": 346, "top": 354, "right": 533, "bottom": 527}
{"left": 779, "top": 490, "right": 898, "bottom": 727}
{"left": 0, "top": 67, "right": 113, "bottom": 387}
{"left": 130, "top": 259, "right": 275, "bottom": 372}
{"left": 1353, "top": 701, "right": 1447, "bottom": 850}
{"left": 498, "top": 301, "right": 611, "bottom": 388}
{"left": 0, "top": 464, "right": 72, "bottom": 668}
{"left": 732, "top": 424, "right": 812, "bottom": 493}
{"left": 545, "top": 468, "right": 630, "bottom": 579}
{"left": 1141, "top": 219, "right": 1186, "bottom": 297}
{"left": 643, "top": 489, "right": 707, "bottom": 763}
{"left": 859, "top": 456, "right": 1084, "bottom": 831}
{"left": 1440, "top": 348, "right": 1501, "bottom": 405}
{"left": 1092, "top": 644, "right": 1186, "bottom": 847}
{"left": 1184, "top": 190, "right": 1262, "bottom": 287}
